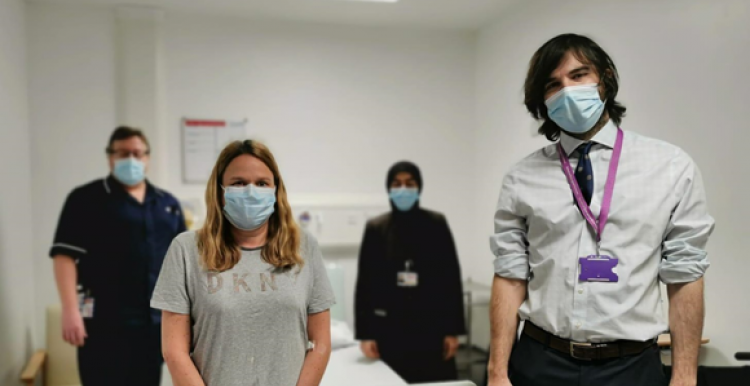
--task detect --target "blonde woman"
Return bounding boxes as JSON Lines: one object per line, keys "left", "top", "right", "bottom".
{"left": 151, "top": 140, "right": 335, "bottom": 386}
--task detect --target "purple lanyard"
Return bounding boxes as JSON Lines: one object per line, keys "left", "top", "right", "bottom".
{"left": 557, "top": 128, "right": 623, "bottom": 254}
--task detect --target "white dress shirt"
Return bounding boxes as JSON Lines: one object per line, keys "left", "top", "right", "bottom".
{"left": 490, "top": 120, "right": 714, "bottom": 343}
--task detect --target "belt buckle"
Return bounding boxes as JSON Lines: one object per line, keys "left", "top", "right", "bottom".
{"left": 570, "top": 342, "right": 593, "bottom": 361}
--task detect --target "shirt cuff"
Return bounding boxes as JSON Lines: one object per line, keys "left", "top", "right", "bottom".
{"left": 659, "top": 255, "right": 710, "bottom": 284}
{"left": 493, "top": 254, "right": 529, "bottom": 280}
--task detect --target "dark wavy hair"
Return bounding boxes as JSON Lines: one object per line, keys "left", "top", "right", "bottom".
{"left": 524, "top": 34, "right": 627, "bottom": 141}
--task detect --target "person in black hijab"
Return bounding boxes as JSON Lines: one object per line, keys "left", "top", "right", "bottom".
{"left": 354, "top": 161, "right": 466, "bottom": 383}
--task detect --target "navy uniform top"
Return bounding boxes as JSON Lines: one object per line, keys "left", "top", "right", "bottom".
{"left": 50, "top": 175, "right": 187, "bottom": 326}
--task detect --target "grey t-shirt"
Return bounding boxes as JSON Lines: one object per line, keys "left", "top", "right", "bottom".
{"left": 151, "top": 230, "right": 336, "bottom": 386}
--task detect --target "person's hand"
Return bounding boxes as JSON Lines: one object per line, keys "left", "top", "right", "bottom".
{"left": 443, "top": 336, "right": 459, "bottom": 360}
{"left": 61, "top": 306, "right": 87, "bottom": 347}
{"left": 360, "top": 340, "right": 380, "bottom": 359}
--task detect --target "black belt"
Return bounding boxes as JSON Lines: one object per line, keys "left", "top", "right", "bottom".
{"left": 523, "top": 322, "right": 656, "bottom": 361}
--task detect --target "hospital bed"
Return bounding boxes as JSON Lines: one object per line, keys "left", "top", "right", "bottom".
{"left": 323, "top": 346, "right": 478, "bottom": 386}
{"left": 322, "top": 325, "right": 477, "bottom": 386}
{"left": 321, "top": 345, "right": 407, "bottom": 386}
{"left": 322, "top": 264, "right": 476, "bottom": 386}
{"left": 321, "top": 262, "right": 408, "bottom": 385}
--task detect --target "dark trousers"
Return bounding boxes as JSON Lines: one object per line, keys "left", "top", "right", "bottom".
{"left": 378, "top": 337, "right": 458, "bottom": 383}
{"left": 78, "top": 321, "right": 163, "bottom": 386}
{"left": 508, "top": 334, "right": 669, "bottom": 386}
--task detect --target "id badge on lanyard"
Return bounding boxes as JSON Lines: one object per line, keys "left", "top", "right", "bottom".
{"left": 79, "top": 289, "right": 95, "bottom": 318}
{"left": 558, "top": 128, "right": 624, "bottom": 283}
{"left": 397, "top": 259, "right": 418, "bottom": 287}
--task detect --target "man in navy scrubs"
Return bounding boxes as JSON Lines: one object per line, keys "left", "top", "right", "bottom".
{"left": 51, "top": 126, "right": 186, "bottom": 385}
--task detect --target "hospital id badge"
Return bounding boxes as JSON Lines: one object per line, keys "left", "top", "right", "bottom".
{"left": 578, "top": 255, "right": 619, "bottom": 282}
{"left": 80, "top": 296, "right": 95, "bottom": 318}
{"left": 397, "top": 272, "right": 419, "bottom": 287}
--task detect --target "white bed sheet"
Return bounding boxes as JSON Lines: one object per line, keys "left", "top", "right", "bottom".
{"left": 321, "top": 345, "right": 408, "bottom": 386}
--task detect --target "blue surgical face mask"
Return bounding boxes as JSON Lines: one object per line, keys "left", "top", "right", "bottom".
{"left": 389, "top": 187, "right": 420, "bottom": 212}
{"left": 223, "top": 185, "right": 277, "bottom": 231}
{"left": 113, "top": 157, "right": 146, "bottom": 186}
{"left": 545, "top": 84, "right": 605, "bottom": 134}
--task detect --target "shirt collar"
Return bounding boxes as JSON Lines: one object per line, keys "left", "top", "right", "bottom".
{"left": 559, "top": 119, "right": 618, "bottom": 156}
{"left": 105, "top": 175, "right": 160, "bottom": 201}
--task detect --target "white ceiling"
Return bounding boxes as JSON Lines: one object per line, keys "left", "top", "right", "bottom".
{"left": 28, "top": 0, "right": 520, "bottom": 30}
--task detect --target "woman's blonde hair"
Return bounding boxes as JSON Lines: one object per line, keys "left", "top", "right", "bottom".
{"left": 197, "top": 140, "right": 302, "bottom": 271}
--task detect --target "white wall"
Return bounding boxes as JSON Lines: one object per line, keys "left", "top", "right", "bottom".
{"left": 0, "top": 0, "right": 36, "bottom": 383}
{"left": 474, "top": 0, "right": 750, "bottom": 366}
{"left": 26, "top": 4, "right": 476, "bottom": 332}
{"left": 27, "top": 3, "right": 118, "bottom": 342}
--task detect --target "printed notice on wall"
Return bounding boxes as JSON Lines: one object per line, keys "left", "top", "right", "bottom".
{"left": 182, "top": 119, "right": 247, "bottom": 184}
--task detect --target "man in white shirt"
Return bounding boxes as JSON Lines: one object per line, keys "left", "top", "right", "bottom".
{"left": 487, "top": 34, "right": 713, "bottom": 386}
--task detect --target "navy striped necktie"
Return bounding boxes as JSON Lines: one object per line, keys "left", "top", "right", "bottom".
{"left": 575, "top": 142, "right": 594, "bottom": 205}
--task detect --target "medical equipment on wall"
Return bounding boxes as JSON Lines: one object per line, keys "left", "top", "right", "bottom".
{"left": 293, "top": 204, "right": 387, "bottom": 248}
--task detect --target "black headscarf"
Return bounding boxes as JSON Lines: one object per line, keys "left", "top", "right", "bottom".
{"left": 386, "top": 161, "right": 423, "bottom": 192}
{"left": 386, "top": 161, "right": 422, "bottom": 215}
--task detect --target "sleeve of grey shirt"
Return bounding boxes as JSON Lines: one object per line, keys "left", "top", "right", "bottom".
{"left": 151, "top": 234, "right": 191, "bottom": 315}
{"left": 305, "top": 232, "right": 336, "bottom": 314}
{"left": 659, "top": 151, "right": 715, "bottom": 284}
{"left": 490, "top": 172, "right": 530, "bottom": 280}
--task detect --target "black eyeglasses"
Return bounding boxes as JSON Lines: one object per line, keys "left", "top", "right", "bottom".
{"left": 107, "top": 149, "right": 150, "bottom": 159}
